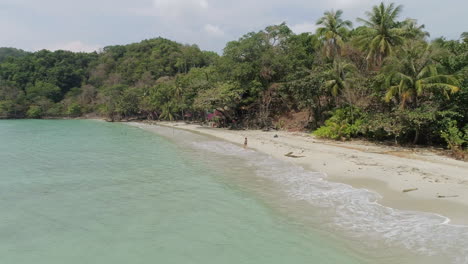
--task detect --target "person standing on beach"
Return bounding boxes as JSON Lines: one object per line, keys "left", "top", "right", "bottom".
{"left": 244, "top": 137, "right": 248, "bottom": 149}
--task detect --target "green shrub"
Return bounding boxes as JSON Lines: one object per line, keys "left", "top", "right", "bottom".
{"left": 67, "top": 103, "right": 82, "bottom": 117}
{"left": 440, "top": 120, "right": 466, "bottom": 151}
{"left": 313, "top": 106, "right": 364, "bottom": 140}
{"left": 46, "top": 104, "right": 64, "bottom": 117}
{"left": 26, "top": 105, "right": 43, "bottom": 118}
{"left": 362, "top": 108, "right": 460, "bottom": 145}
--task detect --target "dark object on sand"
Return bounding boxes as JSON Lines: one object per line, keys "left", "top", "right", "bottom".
{"left": 284, "top": 152, "right": 305, "bottom": 158}
{"left": 437, "top": 195, "right": 459, "bottom": 198}
{"left": 274, "top": 134, "right": 278, "bottom": 138}
{"left": 244, "top": 137, "right": 248, "bottom": 148}
{"left": 402, "top": 188, "right": 418, "bottom": 193}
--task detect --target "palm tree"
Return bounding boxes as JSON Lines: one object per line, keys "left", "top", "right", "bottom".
{"left": 160, "top": 103, "right": 175, "bottom": 121}
{"left": 316, "top": 9, "right": 353, "bottom": 58}
{"left": 382, "top": 41, "right": 460, "bottom": 109}
{"left": 171, "top": 80, "right": 185, "bottom": 119}
{"left": 401, "top": 19, "right": 430, "bottom": 40}
{"left": 355, "top": 2, "right": 405, "bottom": 67}
{"left": 323, "top": 59, "right": 359, "bottom": 101}
{"left": 461, "top": 32, "right": 468, "bottom": 43}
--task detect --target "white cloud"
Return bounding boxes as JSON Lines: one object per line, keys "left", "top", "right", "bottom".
{"left": 290, "top": 22, "right": 318, "bottom": 34}
{"left": 129, "top": 0, "right": 210, "bottom": 18}
{"left": 199, "top": 0, "right": 209, "bottom": 9}
{"left": 327, "top": 0, "right": 374, "bottom": 9}
{"left": 204, "top": 24, "right": 225, "bottom": 37}
{"left": 151, "top": 0, "right": 209, "bottom": 16}
{"left": 47, "top": 41, "right": 101, "bottom": 53}
{"left": 153, "top": 0, "right": 209, "bottom": 9}
{"left": 1, "top": 0, "right": 465, "bottom": 53}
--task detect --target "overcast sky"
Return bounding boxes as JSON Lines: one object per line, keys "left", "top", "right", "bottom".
{"left": 1, "top": 0, "right": 466, "bottom": 53}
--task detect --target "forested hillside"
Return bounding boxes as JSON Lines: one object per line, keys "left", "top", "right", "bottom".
{"left": 0, "top": 2, "right": 467, "bottom": 153}
{"left": 0, "top": 48, "right": 28, "bottom": 63}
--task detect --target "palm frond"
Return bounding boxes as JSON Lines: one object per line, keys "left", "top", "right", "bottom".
{"left": 424, "top": 83, "right": 460, "bottom": 95}
{"left": 389, "top": 4, "right": 403, "bottom": 20}
{"left": 385, "top": 85, "right": 399, "bottom": 102}
{"left": 415, "top": 80, "right": 423, "bottom": 95}
{"left": 421, "top": 75, "right": 460, "bottom": 86}
{"left": 356, "top": 17, "right": 373, "bottom": 28}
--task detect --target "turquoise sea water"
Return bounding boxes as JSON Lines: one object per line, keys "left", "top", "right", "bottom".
{"left": 1, "top": 120, "right": 467, "bottom": 263}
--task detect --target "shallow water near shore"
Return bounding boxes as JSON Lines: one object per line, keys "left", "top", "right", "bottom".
{"left": 1, "top": 120, "right": 467, "bottom": 263}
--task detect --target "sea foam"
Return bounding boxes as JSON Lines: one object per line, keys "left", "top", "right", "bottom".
{"left": 192, "top": 140, "right": 468, "bottom": 263}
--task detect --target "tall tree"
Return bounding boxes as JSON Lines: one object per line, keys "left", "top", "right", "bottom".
{"left": 316, "top": 9, "right": 353, "bottom": 58}
{"left": 323, "top": 59, "right": 359, "bottom": 102}
{"left": 382, "top": 41, "right": 460, "bottom": 109}
{"left": 401, "top": 19, "right": 430, "bottom": 40}
{"left": 355, "top": 2, "right": 405, "bottom": 67}
{"left": 461, "top": 32, "right": 468, "bottom": 43}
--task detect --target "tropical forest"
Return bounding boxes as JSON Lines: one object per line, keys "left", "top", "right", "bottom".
{"left": 1, "top": 2, "right": 467, "bottom": 155}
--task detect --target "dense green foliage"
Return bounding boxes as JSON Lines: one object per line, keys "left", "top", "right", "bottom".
{"left": 314, "top": 106, "right": 364, "bottom": 140}
{"left": 0, "top": 48, "right": 28, "bottom": 63}
{"left": 0, "top": 3, "right": 467, "bottom": 153}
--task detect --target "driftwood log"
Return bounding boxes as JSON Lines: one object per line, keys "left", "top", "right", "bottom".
{"left": 284, "top": 152, "right": 305, "bottom": 158}
{"left": 402, "top": 188, "right": 418, "bottom": 193}
{"left": 437, "top": 195, "right": 459, "bottom": 198}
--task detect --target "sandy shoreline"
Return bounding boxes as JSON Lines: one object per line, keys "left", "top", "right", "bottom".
{"left": 132, "top": 121, "right": 468, "bottom": 225}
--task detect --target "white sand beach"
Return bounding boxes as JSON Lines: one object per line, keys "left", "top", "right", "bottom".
{"left": 136, "top": 121, "right": 468, "bottom": 225}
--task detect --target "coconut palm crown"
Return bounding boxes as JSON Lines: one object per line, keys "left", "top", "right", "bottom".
{"left": 382, "top": 41, "right": 460, "bottom": 109}
{"left": 355, "top": 2, "right": 405, "bottom": 67}
{"left": 316, "top": 9, "right": 353, "bottom": 58}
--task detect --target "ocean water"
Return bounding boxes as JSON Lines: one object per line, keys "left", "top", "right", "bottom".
{"left": 1, "top": 120, "right": 467, "bottom": 264}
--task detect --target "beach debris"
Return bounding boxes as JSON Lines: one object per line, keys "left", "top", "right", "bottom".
{"left": 437, "top": 195, "right": 459, "bottom": 198}
{"left": 402, "top": 188, "right": 418, "bottom": 193}
{"left": 274, "top": 134, "right": 279, "bottom": 138}
{"left": 284, "top": 152, "right": 305, "bottom": 158}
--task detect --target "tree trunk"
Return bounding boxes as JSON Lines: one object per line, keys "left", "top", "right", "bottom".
{"left": 413, "top": 129, "right": 419, "bottom": 145}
